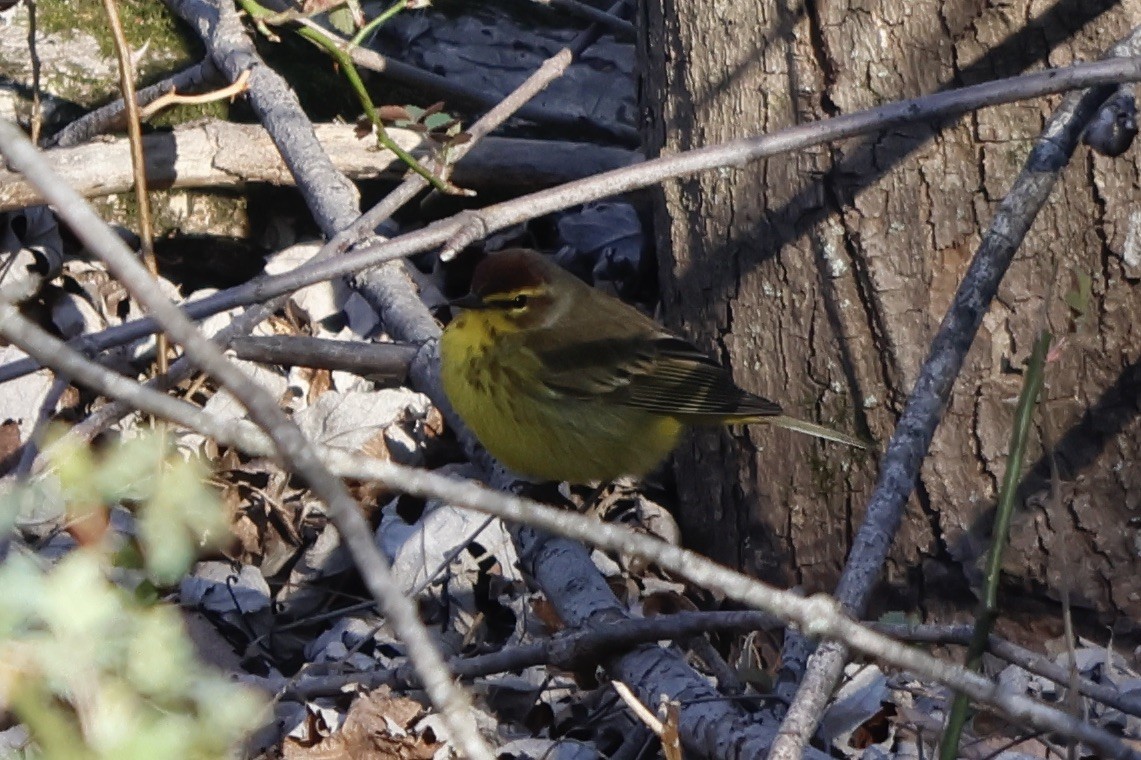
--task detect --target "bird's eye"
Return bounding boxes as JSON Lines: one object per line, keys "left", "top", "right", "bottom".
{"left": 511, "top": 294, "right": 529, "bottom": 309}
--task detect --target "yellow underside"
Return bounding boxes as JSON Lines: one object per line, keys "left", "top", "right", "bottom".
{"left": 440, "top": 314, "right": 684, "bottom": 483}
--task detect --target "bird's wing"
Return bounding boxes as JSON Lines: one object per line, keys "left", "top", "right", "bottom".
{"left": 532, "top": 332, "right": 782, "bottom": 419}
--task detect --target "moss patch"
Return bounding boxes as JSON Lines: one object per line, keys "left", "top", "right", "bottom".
{"left": 37, "top": 0, "right": 198, "bottom": 81}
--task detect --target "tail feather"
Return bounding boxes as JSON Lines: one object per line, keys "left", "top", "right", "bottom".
{"left": 766, "top": 415, "right": 872, "bottom": 450}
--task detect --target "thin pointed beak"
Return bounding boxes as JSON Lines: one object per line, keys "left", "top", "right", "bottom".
{"left": 449, "top": 293, "right": 486, "bottom": 309}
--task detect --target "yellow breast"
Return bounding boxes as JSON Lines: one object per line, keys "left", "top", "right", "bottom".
{"left": 440, "top": 313, "right": 684, "bottom": 483}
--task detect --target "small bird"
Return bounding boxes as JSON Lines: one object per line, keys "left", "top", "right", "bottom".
{"left": 440, "top": 249, "right": 868, "bottom": 484}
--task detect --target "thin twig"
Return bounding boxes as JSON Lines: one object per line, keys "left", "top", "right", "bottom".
{"left": 1040, "top": 267, "right": 1086, "bottom": 756}
{"left": 877, "top": 623, "right": 1141, "bottom": 720}
{"left": 100, "top": 0, "right": 165, "bottom": 369}
{"left": 1045, "top": 410, "right": 1086, "bottom": 760}
{"left": 137, "top": 68, "right": 250, "bottom": 121}
{"left": 48, "top": 60, "right": 223, "bottom": 148}
{"left": 613, "top": 681, "right": 665, "bottom": 734}
{"left": 526, "top": 0, "right": 634, "bottom": 38}
{"left": 26, "top": 0, "right": 42, "bottom": 145}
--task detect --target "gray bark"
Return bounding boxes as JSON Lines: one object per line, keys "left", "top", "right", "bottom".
{"left": 641, "top": 0, "right": 1141, "bottom": 626}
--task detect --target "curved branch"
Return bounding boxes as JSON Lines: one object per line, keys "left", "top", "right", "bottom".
{"left": 47, "top": 60, "right": 223, "bottom": 148}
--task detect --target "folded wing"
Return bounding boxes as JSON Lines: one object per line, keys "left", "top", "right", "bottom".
{"left": 533, "top": 332, "right": 782, "bottom": 420}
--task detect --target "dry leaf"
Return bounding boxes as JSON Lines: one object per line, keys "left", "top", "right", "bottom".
{"left": 285, "top": 688, "right": 442, "bottom": 760}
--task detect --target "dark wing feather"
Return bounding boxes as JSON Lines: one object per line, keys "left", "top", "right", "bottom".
{"left": 534, "top": 333, "right": 782, "bottom": 419}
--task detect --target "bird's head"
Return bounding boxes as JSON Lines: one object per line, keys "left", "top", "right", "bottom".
{"left": 449, "top": 249, "right": 576, "bottom": 331}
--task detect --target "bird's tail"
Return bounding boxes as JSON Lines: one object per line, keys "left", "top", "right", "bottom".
{"left": 766, "top": 415, "right": 872, "bottom": 450}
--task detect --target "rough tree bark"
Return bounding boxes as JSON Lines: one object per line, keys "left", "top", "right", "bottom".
{"left": 640, "top": 0, "right": 1141, "bottom": 628}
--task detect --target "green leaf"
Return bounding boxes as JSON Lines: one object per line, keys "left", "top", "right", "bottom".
{"left": 1063, "top": 270, "right": 1092, "bottom": 317}
{"left": 328, "top": 6, "right": 356, "bottom": 35}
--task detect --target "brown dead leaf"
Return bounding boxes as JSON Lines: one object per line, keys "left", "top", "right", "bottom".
{"left": 530, "top": 596, "right": 564, "bottom": 633}
{"left": 284, "top": 688, "right": 441, "bottom": 760}
{"left": 229, "top": 512, "right": 263, "bottom": 562}
{"left": 354, "top": 116, "right": 374, "bottom": 139}
{"left": 420, "top": 102, "right": 445, "bottom": 119}
{"left": 422, "top": 406, "right": 446, "bottom": 439}
{"left": 731, "top": 630, "right": 779, "bottom": 693}
{"left": 377, "top": 105, "right": 413, "bottom": 122}
{"left": 642, "top": 590, "right": 697, "bottom": 617}
{"left": 58, "top": 384, "right": 81, "bottom": 412}
{"left": 359, "top": 429, "right": 391, "bottom": 462}
{"left": 849, "top": 705, "right": 894, "bottom": 750}
{"left": 348, "top": 479, "right": 393, "bottom": 519}
{"left": 0, "top": 419, "right": 21, "bottom": 472}
{"left": 66, "top": 503, "right": 109, "bottom": 547}
{"left": 305, "top": 368, "right": 333, "bottom": 405}
{"left": 969, "top": 710, "right": 1006, "bottom": 737}
{"left": 606, "top": 575, "right": 640, "bottom": 606}
{"left": 214, "top": 457, "right": 308, "bottom": 569}
{"left": 218, "top": 447, "right": 243, "bottom": 470}
{"left": 278, "top": 301, "right": 310, "bottom": 336}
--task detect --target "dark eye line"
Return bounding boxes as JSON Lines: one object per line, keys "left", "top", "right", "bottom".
{"left": 484, "top": 293, "right": 531, "bottom": 309}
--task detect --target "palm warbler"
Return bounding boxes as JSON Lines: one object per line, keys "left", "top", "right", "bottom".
{"left": 440, "top": 249, "right": 868, "bottom": 483}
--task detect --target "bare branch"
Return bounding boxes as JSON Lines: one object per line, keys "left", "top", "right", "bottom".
{"left": 227, "top": 335, "right": 417, "bottom": 380}
{"left": 880, "top": 623, "right": 1141, "bottom": 720}
{"left": 48, "top": 60, "right": 223, "bottom": 148}
{"left": 526, "top": 0, "right": 634, "bottom": 38}
{"left": 138, "top": 69, "right": 250, "bottom": 120}
{"left": 26, "top": 0, "right": 42, "bottom": 144}
{"left": 0, "top": 121, "right": 636, "bottom": 212}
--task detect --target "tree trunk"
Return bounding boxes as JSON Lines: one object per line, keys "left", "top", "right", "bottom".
{"left": 639, "top": 0, "right": 1141, "bottom": 627}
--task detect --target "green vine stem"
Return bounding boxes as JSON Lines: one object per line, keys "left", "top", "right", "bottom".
{"left": 349, "top": 0, "right": 406, "bottom": 48}
{"left": 939, "top": 329, "right": 1053, "bottom": 759}
{"left": 238, "top": 0, "right": 470, "bottom": 196}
